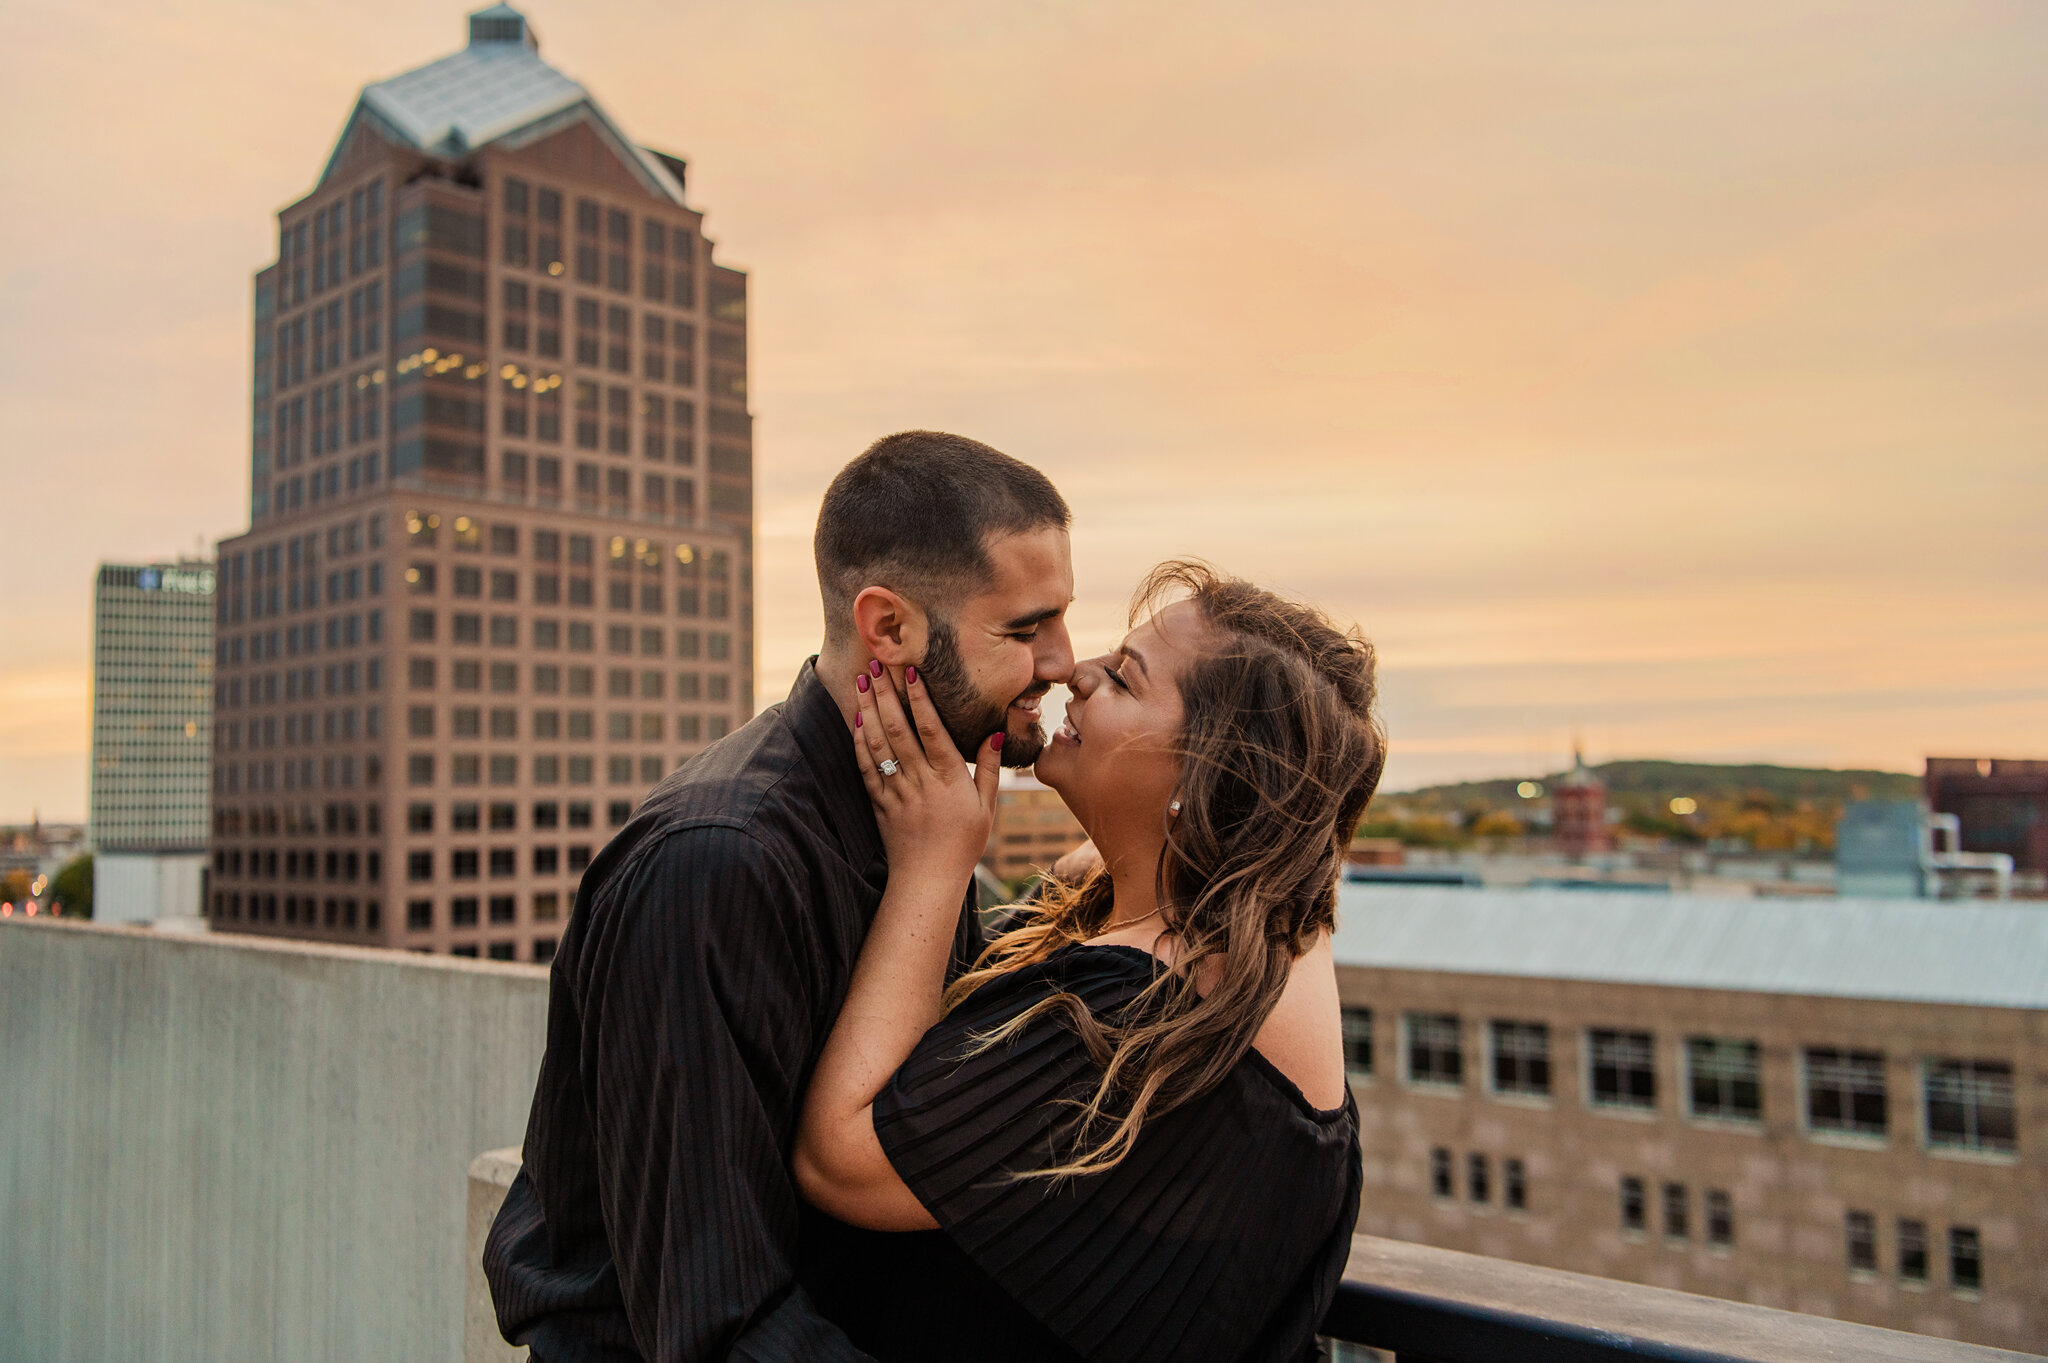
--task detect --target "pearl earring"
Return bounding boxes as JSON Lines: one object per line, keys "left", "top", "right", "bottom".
{"left": 1168, "top": 799, "right": 1182, "bottom": 816}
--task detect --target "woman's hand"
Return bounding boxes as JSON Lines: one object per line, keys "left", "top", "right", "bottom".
{"left": 850, "top": 662, "right": 1002, "bottom": 883}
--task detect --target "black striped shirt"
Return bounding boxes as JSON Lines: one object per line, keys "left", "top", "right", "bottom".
{"left": 484, "top": 660, "right": 981, "bottom": 1361}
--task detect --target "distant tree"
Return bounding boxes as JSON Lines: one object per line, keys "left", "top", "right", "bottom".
{"left": 51, "top": 854, "right": 93, "bottom": 919}
{"left": 1470, "top": 810, "right": 1524, "bottom": 840}
{"left": 0, "top": 869, "right": 29, "bottom": 904}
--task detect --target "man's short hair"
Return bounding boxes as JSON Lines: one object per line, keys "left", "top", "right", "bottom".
{"left": 815, "top": 431, "right": 1070, "bottom": 640}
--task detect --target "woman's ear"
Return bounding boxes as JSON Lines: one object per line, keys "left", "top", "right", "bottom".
{"left": 851, "top": 586, "right": 929, "bottom": 667}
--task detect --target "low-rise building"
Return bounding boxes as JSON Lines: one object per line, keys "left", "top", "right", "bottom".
{"left": 983, "top": 772, "right": 1085, "bottom": 885}
{"left": 1333, "top": 885, "right": 2045, "bottom": 1353}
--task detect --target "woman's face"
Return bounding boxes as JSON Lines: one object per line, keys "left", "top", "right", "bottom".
{"left": 1036, "top": 599, "right": 1205, "bottom": 851}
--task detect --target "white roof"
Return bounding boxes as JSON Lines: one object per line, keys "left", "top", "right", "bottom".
{"left": 1331, "top": 884, "right": 2048, "bottom": 1010}
{"left": 339, "top": 7, "right": 683, "bottom": 205}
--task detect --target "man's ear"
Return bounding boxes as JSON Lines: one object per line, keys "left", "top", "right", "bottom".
{"left": 851, "top": 586, "right": 929, "bottom": 666}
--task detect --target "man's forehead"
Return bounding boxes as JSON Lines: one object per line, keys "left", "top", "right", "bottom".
{"left": 961, "top": 526, "right": 1072, "bottom": 620}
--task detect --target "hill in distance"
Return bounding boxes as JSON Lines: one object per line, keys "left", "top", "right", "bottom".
{"left": 1386, "top": 760, "right": 1922, "bottom": 813}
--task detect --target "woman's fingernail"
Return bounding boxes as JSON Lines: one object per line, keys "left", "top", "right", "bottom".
{"left": 856, "top": 673, "right": 870, "bottom": 693}
{"left": 990, "top": 733, "right": 1005, "bottom": 750}
{"left": 855, "top": 710, "right": 863, "bottom": 727}
{"left": 905, "top": 665, "right": 917, "bottom": 685}
{"left": 869, "top": 660, "right": 883, "bottom": 677}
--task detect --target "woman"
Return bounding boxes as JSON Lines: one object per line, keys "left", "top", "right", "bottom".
{"left": 794, "top": 561, "right": 1385, "bottom": 1363}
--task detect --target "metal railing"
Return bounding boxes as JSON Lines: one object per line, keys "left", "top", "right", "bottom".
{"left": 1321, "top": 1236, "right": 2041, "bottom": 1363}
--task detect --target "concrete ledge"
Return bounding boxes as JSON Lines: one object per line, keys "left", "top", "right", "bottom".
{"left": 1, "top": 917, "right": 549, "bottom": 1363}
{"left": 1328, "top": 1235, "right": 2044, "bottom": 1362}
{"left": 467, "top": 1148, "right": 527, "bottom": 1363}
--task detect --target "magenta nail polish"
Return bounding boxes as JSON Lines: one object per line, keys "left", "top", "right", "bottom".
{"left": 855, "top": 711, "right": 863, "bottom": 727}
{"left": 905, "top": 665, "right": 917, "bottom": 685}
{"left": 856, "top": 673, "right": 869, "bottom": 693}
{"left": 869, "top": 660, "right": 883, "bottom": 677}
{"left": 990, "top": 733, "right": 1005, "bottom": 750}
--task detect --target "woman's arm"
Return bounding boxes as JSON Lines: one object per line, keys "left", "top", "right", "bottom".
{"left": 793, "top": 663, "right": 1003, "bottom": 1231}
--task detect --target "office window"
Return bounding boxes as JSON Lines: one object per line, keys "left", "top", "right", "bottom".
{"left": 532, "top": 801, "right": 560, "bottom": 828}
{"left": 451, "top": 849, "right": 479, "bottom": 879}
{"left": 1805, "top": 1048, "right": 1887, "bottom": 1137}
{"left": 451, "top": 896, "right": 479, "bottom": 927}
{"left": 1923, "top": 1060, "right": 2016, "bottom": 1153}
{"left": 488, "top": 942, "right": 517, "bottom": 961}
{"left": 489, "top": 849, "right": 516, "bottom": 877}
{"left": 407, "top": 705, "right": 435, "bottom": 738}
{"left": 406, "top": 898, "right": 432, "bottom": 931}
{"left": 1503, "top": 1158, "right": 1526, "bottom": 1211}
{"left": 1662, "top": 1182, "right": 1688, "bottom": 1240}
{"left": 452, "top": 707, "right": 482, "bottom": 739}
{"left": 1341, "top": 1008, "right": 1373, "bottom": 1079}
{"left": 407, "top": 753, "right": 434, "bottom": 786}
{"left": 1489, "top": 1020, "right": 1551, "bottom": 1097}
{"left": 406, "top": 850, "right": 432, "bottom": 881}
{"left": 1619, "top": 1176, "right": 1645, "bottom": 1233}
{"left": 451, "top": 802, "right": 481, "bottom": 831}
{"left": 1705, "top": 1189, "right": 1733, "bottom": 1247}
{"left": 1429, "top": 1148, "right": 1452, "bottom": 1199}
{"left": 1405, "top": 1013, "right": 1462, "bottom": 1088}
{"left": 1897, "top": 1218, "right": 1927, "bottom": 1283}
{"left": 1948, "top": 1226, "right": 1980, "bottom": 1293}
{"left": 489, "top": 802, "right": 517, "bottom": 830}
{"left": 533, "top": 846, "right": 559, "bottom": 874}
{"left": 568, "top": 802, "right": 593, "bottom": 828}
{"left": 1467, "top": 1153, "right": 1490, "bottom": 1205}
{"left": 1687, "top": 1037, "right": 1762, "bottom": 1123}
{"left": 568, "top": 845, "right": 594, "bottom": 871}
{"left": 534, "top": 938, "right": 558, "bottom": 963}
{"left": 534, "top": 891, "right": 560, "bottom": 922}
{"left": 1588, "top": 1029, "right": 1656, "bottom": 1111}
{"left": 1845, "top": 1211, "right": 1877, "bottom": 1273}
{"left": 488, "top": 894, "right": 516, "bottom": 923}
{"left": 451, "top": 944, "right": 480, "bottom": 958}
{"left": 406, "top": 802, "right": 433, "bottom": 832}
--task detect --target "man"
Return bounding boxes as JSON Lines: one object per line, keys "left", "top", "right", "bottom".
{"left": 485, "top": 431, "right": 1075, "bottom": 1360}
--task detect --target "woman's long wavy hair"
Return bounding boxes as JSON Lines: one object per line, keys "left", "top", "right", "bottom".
{"left": 943, "top": 560, "right": 1386, "bottom": 1179}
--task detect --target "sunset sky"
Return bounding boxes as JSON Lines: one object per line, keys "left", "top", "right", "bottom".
{"left": 3, "top": 0, "right": 2044, "bottom": 821}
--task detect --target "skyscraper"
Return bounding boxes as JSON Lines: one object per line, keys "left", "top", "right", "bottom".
{"left": 208, "top": 6, "right": 754, "bottom": 959}
{"left": 92, "top": 560, "right": 216, "bottom": 923}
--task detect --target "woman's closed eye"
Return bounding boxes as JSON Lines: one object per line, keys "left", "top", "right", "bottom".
{"left": 1103, "top": 662, "right": 1130, "bottom": 690}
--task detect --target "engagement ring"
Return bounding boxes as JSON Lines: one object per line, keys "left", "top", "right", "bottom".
{"left": 878, "top": 758, "right": 901, "bottom": 776}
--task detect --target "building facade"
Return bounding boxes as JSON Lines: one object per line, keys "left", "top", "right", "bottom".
{"left": 91, "top": 561, "right": 216, "bottom": 923}
{"left": 983, "top": 773, "right": 1087, "bottom": 886}
{"left": 208, "top": 6, "right": 753, "bottom": 961}
{"left": 1333, "top": 887, "right": 2046, "bottom": 1353}
{"left": 1926, "top": 756, "right": 2048, "bottom": 881}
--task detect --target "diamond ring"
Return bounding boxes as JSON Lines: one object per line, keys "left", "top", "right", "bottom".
{"left": 878, "top": 758, "right": 901, "bottom": 777}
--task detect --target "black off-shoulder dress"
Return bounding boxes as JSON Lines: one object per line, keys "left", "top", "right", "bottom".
{"left": 800, "top": 944, "right": 1361, "bottom": 1363}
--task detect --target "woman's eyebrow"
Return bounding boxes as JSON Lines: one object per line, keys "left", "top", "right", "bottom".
{"left": 1122, "top": 645, "right": 1150, "bottom": 678}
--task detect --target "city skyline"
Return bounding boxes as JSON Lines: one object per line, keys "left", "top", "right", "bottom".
{"left": 6, "top": 0, "right": 2048, "bottom": 821}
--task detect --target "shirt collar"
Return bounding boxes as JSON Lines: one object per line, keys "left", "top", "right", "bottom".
{"left": 783, "top": 657, "right": 884, "bottom": 875}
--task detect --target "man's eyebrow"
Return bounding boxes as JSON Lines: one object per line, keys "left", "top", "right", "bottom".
{"left": 998, "top": 602, "right": 1068, "bottom": 632}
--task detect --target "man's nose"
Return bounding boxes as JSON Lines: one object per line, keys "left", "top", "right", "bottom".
{"left": 1035, "top": 621, "right": 1076, "bottom": 684}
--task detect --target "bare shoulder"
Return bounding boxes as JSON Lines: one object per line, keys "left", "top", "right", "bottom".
{"left": 1251, "top": 933, "right": 1348, "bottom": 1110}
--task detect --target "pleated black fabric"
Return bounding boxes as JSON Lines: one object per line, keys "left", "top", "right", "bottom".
{"left": 864, "top": 944, "right": 1362, "bottom": 1363}
{"left": 483, "top": 661, "right": 983, "bottom": 1362}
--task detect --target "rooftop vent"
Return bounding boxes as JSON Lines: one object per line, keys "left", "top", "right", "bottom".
{"left": 468, "top": 4, "right": 537, "bottom": 51}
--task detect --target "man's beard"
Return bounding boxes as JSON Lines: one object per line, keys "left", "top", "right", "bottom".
{"left": 918, "top": 617, "right": 1046, "bottom": 768}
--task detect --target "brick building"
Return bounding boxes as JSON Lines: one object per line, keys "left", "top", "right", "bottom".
{"left": 1926, "top": 756, "right": 2048, "bottom": 878}
{"left": 983, "top": 773, "right": 1087, "bottom": 886}
{"left": 208, "top": 6, "right": 752, "bottom": 960}
{"left": 1333, "top": 886, "right": 2046, "bottom": 1353}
